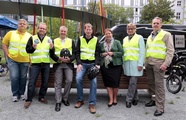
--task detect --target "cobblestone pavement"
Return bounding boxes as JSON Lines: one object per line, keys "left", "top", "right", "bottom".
{"left": 0, "top": 75, "right": 186, "bottom": 120}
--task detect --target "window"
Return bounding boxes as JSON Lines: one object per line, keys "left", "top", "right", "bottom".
{"left": 52, "top": 0, "right": 58, "bottom": 5}
{"left": 112, "top": 0, "right": 115, "bottom": 4}
{"left": 140, "top": 0, "right": 143, "bottom": 6}
{"left": 176, "top": 12, "right": 181, "bottom": 19}
{"left": 77, "top": 0, "right": 81, "bottom": 5}
{"left": 135, "top": 8, "right": 138, "bottom": 15}
{"left": 73, "top": 0, "right": 77, "bottom": 5}
{"left": 135, "top": 0, "right": 138, "bottom": 6}
{"left": 130, "top": 0, "right": 133, "bottom": 6}
{"left": 105, "top": 0, "right": 111, "bottom": 3}
{"left": 135, "top": 8, "right": 138, "bottom": 12}
{"left": 135, "top": 17, "right": 138, "bottom": 23}
{"left": 177, "top": 1, "right": 181, "bottom": 6}
{"left": 116, "top": 0, "right": 120, "bottom": 5}
{"left": 121, "top": 0, "right": 124, "bottom": 5}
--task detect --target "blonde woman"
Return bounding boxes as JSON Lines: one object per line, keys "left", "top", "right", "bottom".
{"left": 123, "top": 23, "right": 145, "bottom": 108}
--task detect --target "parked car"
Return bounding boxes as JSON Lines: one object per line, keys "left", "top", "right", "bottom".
{"left": 99, "top": 24, "right": 186, "bottom": 52}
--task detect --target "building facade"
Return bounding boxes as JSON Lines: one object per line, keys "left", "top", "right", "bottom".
{"left": 63, "top": 0, "right": 149, "bottom": 23}
{"left": 172, "top": 0, "right": 186, "bottom": 25}
{"left": 60, "top": 0, "right": 186, "bottom": 24}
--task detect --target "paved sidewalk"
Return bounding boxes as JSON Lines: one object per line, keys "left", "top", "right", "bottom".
{"left": 0, "top": 75, "right": 186, "bottom": 120}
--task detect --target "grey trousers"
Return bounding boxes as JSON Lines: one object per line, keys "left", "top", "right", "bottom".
{"left": 145, "top": 63, "right": 165, "bottom": 112}
{"left": 54, "top": 64, "right": 73, "bottom": 103}
{"left": 126, "top": 76, "right": 138, "bottom": 102}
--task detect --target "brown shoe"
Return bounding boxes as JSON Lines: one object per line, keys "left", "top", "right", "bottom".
{"left": 74, "top": 101, "right": 84, "bottom": 108}
{"left": 89, "top": 104, "right": 96, "bottom": 114}
{"left": 38, "top": 98, "right": 48, "bottom": 104}
{"left": 24, "top": 101, "right": 31, "bottom": 108}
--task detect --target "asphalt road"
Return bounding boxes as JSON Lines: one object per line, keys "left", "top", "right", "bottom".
{"left": 0, "top": 75, "right": 186, "bottom": 120}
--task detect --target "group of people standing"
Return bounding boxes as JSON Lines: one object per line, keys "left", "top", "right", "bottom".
{"left": 2, "top": 16, "right": 174, "bottom": 116}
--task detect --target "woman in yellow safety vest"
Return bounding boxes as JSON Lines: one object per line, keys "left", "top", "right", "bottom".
{"left": 123, "top": 23, "right": 145, "bottom": 108}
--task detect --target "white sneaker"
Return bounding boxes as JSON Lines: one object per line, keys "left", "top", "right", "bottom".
{"left": 20, "top": 95, "right": 25, "bottom": 100}
{"left": 12, "top": 96, "right": 18, "bottom": 102}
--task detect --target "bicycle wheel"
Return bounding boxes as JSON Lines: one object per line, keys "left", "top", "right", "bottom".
{"left": 175, "top": 61, "right": 186, "bottom": 82}
{"left": 166, "top": 74, "right": 182, "bottom": 94}
{"left": 0, "top": 64, "right": 9, "bottom": 76}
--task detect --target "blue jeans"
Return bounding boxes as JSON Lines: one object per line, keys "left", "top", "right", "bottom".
{"left": 26, "top": 63, "right": 50, "bottom": 101}
{"left": 76, "top": 63, "right": 97, "bottom": 105}
{"left": 7, "top": 58, "right": 29, "bottom": 96}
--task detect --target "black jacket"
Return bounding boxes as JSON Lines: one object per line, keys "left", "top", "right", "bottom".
{"left": 76, "top": 35, "right": 100, "bottom": 65}
{"left": 50, "top": 38, "right": 76, "bottom": 70}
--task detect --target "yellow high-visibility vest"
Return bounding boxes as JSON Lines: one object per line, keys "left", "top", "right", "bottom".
{"left": 146, "top": 30, "right": 167, "bottom": 59}
{"left": 80, "top": 36, "right": 97, "bottom": 60}
{"left": 30, "top": 35, "right": 51, "bottom": 63}
{"left": 53, "top": 37, "right": 72, "bottom": 63}
{"left": 9, "top": 31, "right": 31, "bottom": 56}
{"left": 123, "top": 34, "right": 140, "bottom": 61}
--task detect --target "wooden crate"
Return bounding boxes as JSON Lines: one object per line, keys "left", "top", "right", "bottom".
{"left": 36, "top": 68, "right": 149, "bottom": 89}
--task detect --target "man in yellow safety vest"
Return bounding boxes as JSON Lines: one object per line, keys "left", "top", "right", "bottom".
{"left": 24, "top": 23, "right": 53, "bottom": 108}
{"left": 50, "top": 26, "right": 76, "bottom": 112}
{"left": 145, "top": 17, "right": 174, "bottom": 116}
{"left": 74, "top": 23, "right": 100, "bottom": 114}
{"left": 2, "top": 19, "right": 31, "bottom": 102}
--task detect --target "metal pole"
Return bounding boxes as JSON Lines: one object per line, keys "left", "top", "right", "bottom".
{"left": 61, "top": 0, "right": 65, "bottom": 25}
{"left": 48, "top": 0, "right": 52, "bottom": 38}
{"left": 41, "top": 6, "right": 43, "bottom": 23}
{"left": 18, "top": 0, "right": 22, "bottom": 19}
{"left": 81, "top": 0, "right": 84, "bottom": 35}
{"left": 100, "top": 0, "right": 105, "bottom": 34}
{"left": 33, "top": 0, "right": 37, "bottom": 35}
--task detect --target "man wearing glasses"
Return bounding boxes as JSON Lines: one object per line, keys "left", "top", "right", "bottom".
{"left": 24, "top": 23, "right": 53, "bottom": 108}
{"left": 145, "top": 17, "right": 174, "bottom": 116}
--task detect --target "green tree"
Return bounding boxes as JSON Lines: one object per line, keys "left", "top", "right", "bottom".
{"left": 139, "top": 0, "right": 175, "bottom": 24}
{"left": 86, "top": 2, "right": 133, "bottom": 26}
{"left": 29, "top": 17, "right": 79, "bottom": 40}
{"left": 104, "top": 4, "right": 132, "bottom": 25}
{"left": 87, "top": 2, "right": 98, "bottom": 14}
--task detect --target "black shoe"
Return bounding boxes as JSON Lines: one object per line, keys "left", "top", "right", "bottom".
{"left": 126, "top": 102, "right": 131, "bottom": 108}
{"left": 145, "top": 100, "right": 155, "bottom": 107}
{"left": 108, "top": 103, "right": 113, "bottom": 108}
{"left": 154, "top": 110, "right": 164, "bottom": 116}
{"left": 55, "top": 103, "right": 61, "bottom": 112}
{"left": 113, "top": 102, "right": 117, "bottom": 106}
{"left": 132, "top": 100, "right": 138, "bottom": 106}
{"left": 62, "top": 99, "right": 70, "bottom": 106}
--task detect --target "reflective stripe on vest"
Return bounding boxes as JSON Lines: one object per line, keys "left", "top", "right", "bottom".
{"left": 123, "top": 34, "right": 140, "bottom": 61}
{"left": 53, "top": 37, "right": 73, "bottom": 63}
{"left": 54, "top": 37, "right": 72, "bottom": 56}
{"left": 80, "top": 36, "right": 97, "bottom": 60}
{"left": 30, "top": 35, "right": 51, "bottom": 63}
{"left": 8, "top": 31, "right": 31, "bottom": 56}
{"left": 146, "top": 30, "right": 167, "bottom": 59}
